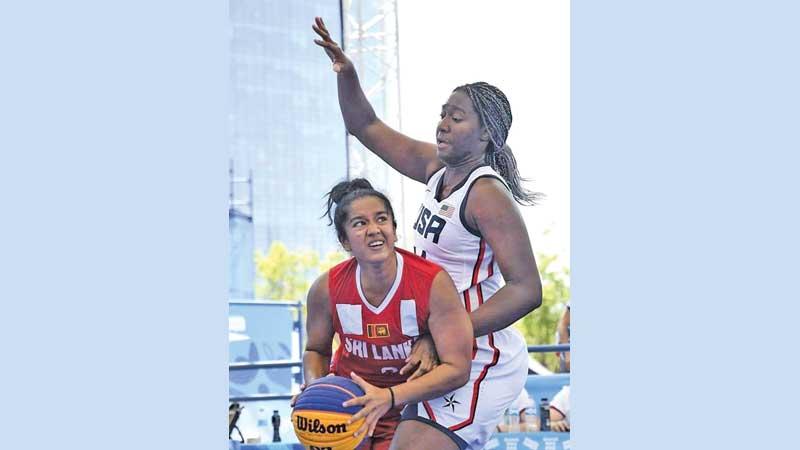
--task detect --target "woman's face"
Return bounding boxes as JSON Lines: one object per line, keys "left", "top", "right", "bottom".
{"left": 341, "top": 196, "right": 397, "bottom": 265}
{"left": 436, "top": 90, "right": 488, "bottom": 165}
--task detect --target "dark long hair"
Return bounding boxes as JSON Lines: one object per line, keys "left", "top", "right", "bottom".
{"left": 455, "top": 82, "right": 542, "bottom": 206}
{"left": 323, "top": 178, "right": 397, "bottom": 245}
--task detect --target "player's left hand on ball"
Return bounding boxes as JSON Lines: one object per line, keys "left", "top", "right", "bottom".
{"left": 400, "top": 334, "right": 439, "bottom": 381}
{"left": 342, "top": 372, "right": 393, "bottom": 438}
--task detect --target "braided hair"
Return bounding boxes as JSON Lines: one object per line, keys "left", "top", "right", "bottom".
{"left": 455, "top": 82, "right": 542, "bottom": 206}
{"left": 323, "top": 178, "right": 397, "bottom": 245}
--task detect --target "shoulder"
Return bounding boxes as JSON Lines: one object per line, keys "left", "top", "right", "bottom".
{"left": 329, "top": 256, "right": 357, "bottom": 279}
{"left": 308, "top": 271, "right": 331, "bottom": 304}
{"left": 469, "top": 175, "right": 512, "bottom": 203}
{"left": 396, "top": 247, "right": 443, "bottom": 279}
{"left": 461, "top": 174, "right": 520, "bottom": 236}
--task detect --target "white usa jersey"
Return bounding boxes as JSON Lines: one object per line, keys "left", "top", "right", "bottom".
{"left": 408, "top": 165, "right": 529, "bottom": 450}
{"left": 413, "top": 164, "right": 505, "bottom": 298}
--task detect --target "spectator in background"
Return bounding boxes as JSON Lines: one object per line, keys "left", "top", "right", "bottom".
{"left": 549, "top": 385, "right": 570, "bottom": 432}
{"left": 551, "top": 303, "right": 570, "bottom": 432}
{"left": 496, "top": 388, "right": 540, "bottom": 433}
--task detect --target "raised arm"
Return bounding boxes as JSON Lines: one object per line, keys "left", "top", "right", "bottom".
{"left": 343, "top": 270, "right": 472, "bottom": 438}
{"left": 302, "top": 272, "right": 335, "bottom": 383}
{"left": 465, "top": 178, "right": 543, "bottom": 337}
{"left": 313, "top": 17, "right": 441, "bottom": 183}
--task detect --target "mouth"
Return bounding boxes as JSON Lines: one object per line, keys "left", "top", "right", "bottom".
{"left": 436, "top": 138, "right": 450, "bottom": 150}
{"left": 367, "top": 240, "right": 385, "bottom": 249}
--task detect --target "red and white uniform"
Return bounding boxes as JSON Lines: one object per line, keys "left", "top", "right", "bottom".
{"left": 328, "top": 247, "right": 442, "bottom": 449}
{"left": 411, "top": 165, "right": 529, "bottom": 450}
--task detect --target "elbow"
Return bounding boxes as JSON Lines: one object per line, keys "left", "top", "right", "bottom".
{"left": 456, "top": 370, "right": 470, "bottom": 388}
{"left": 439, "top": 362, "right": 470, "bottom": 391}
{"left": 451, "top": 363, "right": 471, "bottom": 389}
{"left": 528, "top": 285, "right": 543, "bottom": 312}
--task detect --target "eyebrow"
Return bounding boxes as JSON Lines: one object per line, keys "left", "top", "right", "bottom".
{"left": 348, "top": 211, "right": 388, "bottom": 223}
{"left": 441, "top": 103, "right": 467, "bottom": 114}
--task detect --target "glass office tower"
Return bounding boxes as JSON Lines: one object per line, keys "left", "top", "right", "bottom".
{"left": 229, "top": 0, "right": 347, "bottom": 299}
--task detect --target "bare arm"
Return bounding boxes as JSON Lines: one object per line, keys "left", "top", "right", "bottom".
{"left": 557, "top": 306, "right": 570, "bottom": 344}
{"left": 312, "top": 17, "right": 441, "bottom": 183}
{"left": 344, "top": 271, "right": 472, "bottom": 438}
{"left": 466, "top": 178, "right": 543, "bottom": 337}
{"left": 303, "top": 272, "right": 335, "bottom": 383}
{"left": 392, "top": 271, "right": 472, "bottom": 403}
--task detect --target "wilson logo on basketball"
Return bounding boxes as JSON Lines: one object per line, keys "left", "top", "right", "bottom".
{"left": 366, "top": 323, "right": 390, "bottom": 338}
{"left": 295, "top": 415, "right": 348, "bottom": 434}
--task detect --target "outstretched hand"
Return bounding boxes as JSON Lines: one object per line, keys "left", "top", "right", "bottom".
{"left": 312, "top": 16, "right": 350, "bottom": 73}
{"left": 399, "top": 334, "right": 440, "bottom": 382}
{"left": 341, "top": 372, "right": 393, "bottom": 439}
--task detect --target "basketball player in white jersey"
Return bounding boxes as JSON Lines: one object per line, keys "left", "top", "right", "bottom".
{"left": 313, "top": 17, "right": 543, "bottom": 450}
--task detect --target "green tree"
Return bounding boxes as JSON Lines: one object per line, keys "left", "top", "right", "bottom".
{"left": 254, "top": 242, "right": 346, "bottom": 301}
{"left": 513, "top": 253, "right": 570, "bottom": 372}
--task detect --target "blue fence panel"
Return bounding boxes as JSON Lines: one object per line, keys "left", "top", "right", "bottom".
{"left": 229, "top": 303, "right": 295, "bottom": 399}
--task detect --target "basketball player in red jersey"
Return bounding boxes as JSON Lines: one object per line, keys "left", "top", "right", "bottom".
{"left": 300, "top": 179, "right": 473, "bottom": 450}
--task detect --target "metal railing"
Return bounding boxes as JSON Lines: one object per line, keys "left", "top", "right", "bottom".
{"left": 229, "top": 300, "right": 304, "bottom": 403}
{"left": 229, "top": 300, "right": 570, "bottom": 402}
{"left": 527, "top": 344, "right": 569, "bottom": 353}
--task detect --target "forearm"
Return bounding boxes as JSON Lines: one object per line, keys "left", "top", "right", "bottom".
{"left": 337, "top": 66, "right": 378, "bottom": 137}
{"left": 557, "top": 322, "right": 569, "bottom": 344}
{"left": 470, "top": 283, "right": 542, "bottom": 337}
{"left": 392, "top": 362, "right": 468, "bottom": 407}
{"left": 302, "top": 349, "right": 331, "bottom": 383}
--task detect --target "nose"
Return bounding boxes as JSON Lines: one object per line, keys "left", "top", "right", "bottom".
{"left": 437, "top": 117, "right": 449, "bottom": 134}
{"left": 366, "top": 221, "right": 381, "bottom": 235}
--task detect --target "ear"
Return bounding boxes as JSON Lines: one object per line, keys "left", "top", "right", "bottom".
{"left": 479, "top": 128, "right": 490, "bottom": 142}
{"left": 341, "top": 240, "right": 351, "bottom": 252}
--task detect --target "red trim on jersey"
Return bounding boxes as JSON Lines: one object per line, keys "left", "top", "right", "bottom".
{"left": 471, "top": 239, "right": 486, "bottom": 286}
{"left": 463, "top": 290, "right": 478, "bottom": 359}
{"left": 487, "top": 255, "right": 494, "bottom": 277}
{"left": 422, "top": 400, "right": 437, "bottom": 422}
{"left": 448, "top": 331, "right": 501, "bottom": 432}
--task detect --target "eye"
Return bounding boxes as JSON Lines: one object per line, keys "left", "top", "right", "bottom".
{"left": 377, "top": 215, "right": 387, "bottom": 223}
{"left": 452, "top": 116, "right": 463, "bottom": 123}
{"left": 352, "top": 219, "right": 365, "bottom": 227}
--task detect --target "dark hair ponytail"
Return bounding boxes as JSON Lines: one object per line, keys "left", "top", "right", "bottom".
{"left": 485, "top": 143, "right": 542, "bottom": 206}
{"left": 323, "top": 178, "right": 397, "bottom": 244}
{"left": 456, "top": 81, "right": 542, "bottom": 206}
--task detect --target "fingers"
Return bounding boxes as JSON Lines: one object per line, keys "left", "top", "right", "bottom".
{"left": 357, "top": 408, "right": 383, "bottom": 438}
{"left": 312, "top": 19, "right": 334, "bottom": 43}
{"left": 349, "top": 371, "right": 371, "bottom": 391}
{"left": 407, "top": 359, "right": 438, "bottom": 381}
{"left": 345, "top": 397, "right": 369, "bottom": 422}
{"left": 289, "top": 383, "right": 306, "bottom": 406}
{"left": 398, "top": 359, "right": 419, "bottom": 376}
{"left": 353, "top": 421, "right": 369, "bottom": 439}
{"left": 406, "top": 366, "right": 425, "bottom": 382}
{"left": 343, "top": 394, "right": 367, "bottom": 409}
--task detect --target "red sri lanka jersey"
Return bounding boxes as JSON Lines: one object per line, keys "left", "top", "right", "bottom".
{"left": 328, "top": 247, "right": 442, "bottom": 390}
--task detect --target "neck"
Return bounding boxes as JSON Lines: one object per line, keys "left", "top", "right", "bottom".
{"left": 443, "top": 154, "right": 485, "bottom": 185}
{"left": 359, "top": 251, "right": 398, "bottom": 306}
